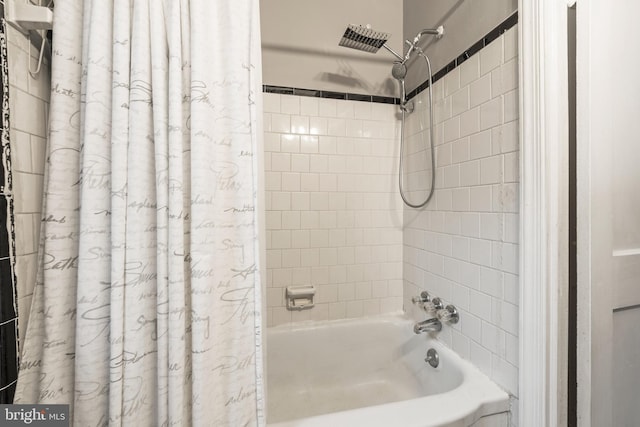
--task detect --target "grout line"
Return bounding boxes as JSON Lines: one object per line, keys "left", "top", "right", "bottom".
{"left": 0, "top": 380, "right": 18, "bottom": 392}
{"left": 0, "top": 317, "right": 17, "bottom": 327}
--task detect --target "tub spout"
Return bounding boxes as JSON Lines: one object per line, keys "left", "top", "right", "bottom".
{"left": 413, "top": 318, "right": 442, "bottom": 334}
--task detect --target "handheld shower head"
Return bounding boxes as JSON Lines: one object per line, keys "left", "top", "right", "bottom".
{"left": 391, "top": 62, "right": 407, "bottom": 80}
{"left": 392, "top": 61, "right": 410, "bottom": 107}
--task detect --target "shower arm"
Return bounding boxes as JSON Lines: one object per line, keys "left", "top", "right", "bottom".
{"left": 403, "top": 26, "right": 445, "bottom": 62}
{"left": 382, "top": 44, "right": 404, "bottom": 62}
{"left": 414, "top": 27, "right": 445, "bottom": 41}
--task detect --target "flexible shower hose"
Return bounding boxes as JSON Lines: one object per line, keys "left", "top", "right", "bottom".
{"left": 398, "top": 50, "right": 436, "bottom": 208}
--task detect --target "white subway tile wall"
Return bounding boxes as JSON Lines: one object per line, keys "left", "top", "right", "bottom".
{"left": 264, "top": 95, "right": 404, "bottom": 326}
{"left": 7, "top": 26, "right": 51, "bottom": 341}
{"left": 403, "top": 26, "right": 519, "bottom": 397}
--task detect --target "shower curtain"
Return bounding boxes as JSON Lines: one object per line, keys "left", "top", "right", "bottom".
{"left": 13, "top": 1, "right": 265, "bottom": 425}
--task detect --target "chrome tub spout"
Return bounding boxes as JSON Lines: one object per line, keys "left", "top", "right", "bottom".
{"left": 413, "top": 318, "right": 442, "bottom": 334}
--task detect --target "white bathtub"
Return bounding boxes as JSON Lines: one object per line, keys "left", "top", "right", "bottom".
{"left": 266, "top": 315, "right": 510, "bottom": 427}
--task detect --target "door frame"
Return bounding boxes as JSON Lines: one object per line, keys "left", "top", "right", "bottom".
{"left": 518, "top": 1, "right": 570, "bottom": 425}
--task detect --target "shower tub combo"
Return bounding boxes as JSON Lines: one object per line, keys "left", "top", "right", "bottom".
{"left": 265, "top": 23, "right": 511, "bottom": 427}
{"left": 266, "top": 315, "right": 510, "bottom": 427}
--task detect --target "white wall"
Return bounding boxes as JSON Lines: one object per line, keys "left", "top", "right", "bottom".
{"left": 260, "top": 0, "right": 403, "bottom": 97}
{"left": 403, "top": 0, "right": 517, "bottom": 92}
{"left": 263, "top": 94, "right": 404, "bottom": 325}
{"left": 402, "top": 26, "right": 519, "bottom": 398}
{"left": 7, "top": 26, "right": 51, "bottom": 342}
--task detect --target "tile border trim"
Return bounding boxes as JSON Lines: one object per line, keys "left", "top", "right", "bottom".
{"left": 262, "top": 12, "right": 518, "bottom": 105}
{"left": 407, "top": 11, "right": 518, "bottom": 100}
{"left": 262, "top": 85, "right": 400, "bottom": 105}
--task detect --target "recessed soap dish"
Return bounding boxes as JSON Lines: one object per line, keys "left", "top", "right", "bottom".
{"left": 286, "top": 285, "right": 315, "bottom": 310}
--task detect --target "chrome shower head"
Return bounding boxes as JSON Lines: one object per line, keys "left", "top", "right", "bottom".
{"left": 338, "top": 24, "right": 389, "bottom": 53}
{"left": 391, "top": 62, "right": 407, "bottom": 80}
{"left": 338, "top": 24, "right": 405, "bottom": 62}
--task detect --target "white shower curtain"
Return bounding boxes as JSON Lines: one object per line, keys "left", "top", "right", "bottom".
{"left": 14, "top": 1, "right": 265, "bottom": 425}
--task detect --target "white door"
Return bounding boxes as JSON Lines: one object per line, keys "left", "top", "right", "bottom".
{"left": 577, "top": 1, "right": 640, "bottom": 425}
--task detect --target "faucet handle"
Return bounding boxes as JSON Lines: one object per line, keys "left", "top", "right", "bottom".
{"left": 437, "top": 304, "right": 459, "bottom": 324}
{"left": 411, "top": 291, "right": 430, "bottom": 304}
{"left": 424, "top": 297, "right": 444, "bottom": 314}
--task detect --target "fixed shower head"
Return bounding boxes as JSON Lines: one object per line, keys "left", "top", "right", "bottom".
{"left": 391, "top": 62, "right": 407, "bottom": 80}
{"left": 338, "top": 24, "right": 389, "bottom": 53}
